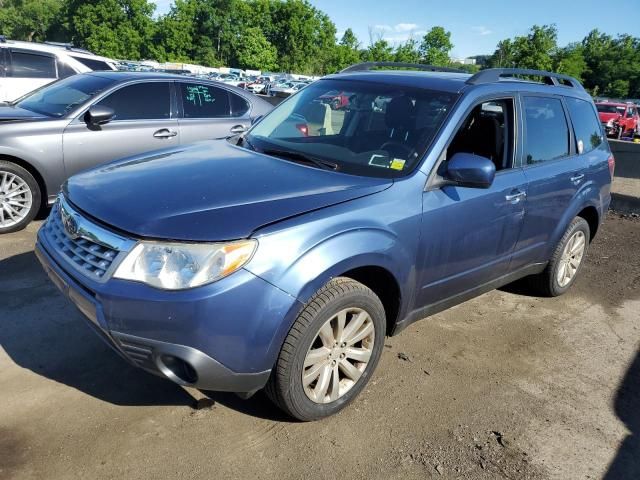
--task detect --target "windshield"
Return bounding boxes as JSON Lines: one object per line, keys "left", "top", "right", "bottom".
{"left": 15, "top": 74, "right": 117, "bottom": 117}
{"left": 597, "top": 104, "right": 625, "bottom": 115}
{"left": 246, "top": 79, "right": 458, "bottom": 178}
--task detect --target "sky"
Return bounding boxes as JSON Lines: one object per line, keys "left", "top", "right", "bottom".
{"left": 153, "top": 0, "right": 640, "bottom": 58}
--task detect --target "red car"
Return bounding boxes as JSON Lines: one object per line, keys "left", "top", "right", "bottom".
{"left": 596, "top": 102, "right": 639, "bottom": 138}
{"left": 319, "top": 90, "right": 351, "bottom": 110}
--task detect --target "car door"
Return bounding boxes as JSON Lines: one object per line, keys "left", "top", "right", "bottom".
{"left": 62, "top": 81, "right": 179, "bottom": 177}
{"left": 177, "top": 81, "right": 251, "bottom": 143}
{"left": 4, "top": 49, "right": 58, "bottom": 101}
{"left": 509, "top": 94, "right": 587, "bottom": 270}
{"left": 417, "top": 97, "right": 528, "bottom": 306}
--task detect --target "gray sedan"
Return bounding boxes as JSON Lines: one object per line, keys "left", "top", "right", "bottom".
{"left": 0, "top": 71, "right": 273, "bottom": 233}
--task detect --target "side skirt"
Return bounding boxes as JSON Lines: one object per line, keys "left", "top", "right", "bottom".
{"left": 391, "top": 262, "right": 547, "bottom": 335}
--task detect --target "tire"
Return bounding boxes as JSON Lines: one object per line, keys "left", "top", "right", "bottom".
{"left": 527, "top": 217, "right": 590, "bottom": 297}
{"left": 265, "top": 277, "right": 386, "bottom": 421}
{"left": 0, "top": 161, "right": 41, "bottom": 234}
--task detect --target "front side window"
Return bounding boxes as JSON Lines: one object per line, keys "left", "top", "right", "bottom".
{"left": 523, "top": 96, "right": 569, "bottom": 165}
{"left": 447, "top": 99, "right": 514, "bottom": 171}
{"left": 97, "top": 82, "right": 171, "bottom": 121}
{"left": 181, "top": 83, "right": 231, "bottom": 118}
{"left": 246, "top": 79, "right": 458, "bottom": 178}
{"left": 565, "top": 97, "right": 602, "bottom": 153}
{"left": 10, "top": 51, "right": 56, "bottom": 78}
{"left": 15, "top": 74, "right": 117, "bottom": 117}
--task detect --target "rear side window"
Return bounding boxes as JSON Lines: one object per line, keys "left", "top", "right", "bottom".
{"left": 523, "top": 96, "right": 569, "bottom": 165}
{"left": 181, "top": 83, "right": 230, "bottom": 118}
{"left": 565, "top": 98, "right": 602, "bottom": 153}
{"left": 97, "top": 82, "right": 171, "bottom": 120}
{"left": 70, "top": 56, "right": 113, "bottom": 71}
{"left": 10, "top": 51, "right": 56, "bottom": 78}
{"left": 230, "top": 93, "right": 250, "bottom": 116}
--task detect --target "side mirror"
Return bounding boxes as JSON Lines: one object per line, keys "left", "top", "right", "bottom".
{"left": 251, "top": 115, "right": 264, "bottom": 126}
{"left": 445, "top": 152, "right": 496, "bottom": 189}
{"left": 84, "top": 105, "right": 115, "bottom": 127}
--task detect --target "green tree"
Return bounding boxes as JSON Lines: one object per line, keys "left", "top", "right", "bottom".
{"left": 235, "top": 26, "right": 277, "bottom": 70}
{"left": 394, "top": 38, "right": 421, "bottom": 63}
{"left": 511, "top": 24, "right": 558, "bottom": 70}
{"left": 326, "top": 29, "right": 361, "bottom": 72}
{"left": 554, "top": 43, "right": 586, "bottom": 80}
{"left": 362, "top": 39, "right": 394, "bottom": 62}
{"left": 62, "top": 0, "right": 156, "bottom": 60}
{"left": 488, "top": 39, "right": 515, "bottom": 67}
{"left": 419, "top": 26, "right": 453, "bottom": 66}
{"left": 0, "top": 0, "right": 63, "bottom": 42}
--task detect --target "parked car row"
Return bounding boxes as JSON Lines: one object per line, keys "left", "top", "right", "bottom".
{"left": 24, "top": 62, "right": 612, "bottom": 421}
{"left": 595, "top": 101, "right": 640, "bottom": 139}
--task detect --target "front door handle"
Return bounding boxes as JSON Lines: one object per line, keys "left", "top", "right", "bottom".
{"left": 153, "top": 128, "right": 177, "bottom": 139}
{"left": 229, "top": 124, "right": 248, "bottom": 134}
{"left": 505, "top": 190, "right": 527, "bottom": 203}
{"left": 570, "top": 173, "right": 585, "bottom": 183}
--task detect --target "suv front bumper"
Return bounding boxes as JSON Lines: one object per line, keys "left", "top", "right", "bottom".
{"left": 36, "top": 229, "right": 301, "bottom": 394}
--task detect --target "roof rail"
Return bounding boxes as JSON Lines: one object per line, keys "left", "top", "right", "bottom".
{"left": 340, "top": 62, "right": 465, "bottom": 74}
{"left": 466, "top": 68, "right": 584, "bottom": 90}
{"left": 43, "top": 41, "right": 92, "bottom": 54}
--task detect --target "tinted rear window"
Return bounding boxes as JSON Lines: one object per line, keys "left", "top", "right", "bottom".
{"left": 10, "top": 51, "right": 56, "bottom": 78}
{"left": 181, "top": 83, "right": 231, "bottom": 118}
{"left": 70, "top": 56, "right": 113, "bottom": 71}
{"left": 565, "top": 98, "right": 602, "bottom": 153}
{"left": 523, "top": 96, "right": 570, "bottom": 165}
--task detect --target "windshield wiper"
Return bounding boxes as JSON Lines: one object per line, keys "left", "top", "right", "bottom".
{"left": 262, "top": 148, "right": 338, "bottom": 171}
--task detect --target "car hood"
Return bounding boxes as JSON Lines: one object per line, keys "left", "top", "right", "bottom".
{"left": 0, "top": 105, "right": 49, "bottom": 122}
{"left": 598, "top": 112, "right": 622, "bottom": 122}
{"left": 65, "top": 141, "right": 392, "bottom": 241}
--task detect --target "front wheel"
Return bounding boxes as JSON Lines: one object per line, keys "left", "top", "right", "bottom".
{"left": 527, "top": 216, "right": 590, "bottom": 297}
{"left": 0, "top": 161, "right": 41, "bottom": 234}
{"left": 266, "top": 277, "right": 386, "bottom": 421}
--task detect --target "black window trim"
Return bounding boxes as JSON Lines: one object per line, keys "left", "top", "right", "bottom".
{"left": 0, "top": 48, "right": 7, "bottom": 78}
{"left": 8, "top": 48, "right": 58, "bottom": 79}
{"left": 176, "top": 80, "right": 252, "bottom": 120}
{"left": 425, "top": 92, "right": 519, "bottom": 191}
{"left": 518, "top": 92, "right": 576, "bottom": 170}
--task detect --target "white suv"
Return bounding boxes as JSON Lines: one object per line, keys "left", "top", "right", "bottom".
{"left": 0, "top": 37, "right": 117, "bottom": 102}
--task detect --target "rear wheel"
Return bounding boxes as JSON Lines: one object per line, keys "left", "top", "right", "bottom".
{"left": 527, "top": 217, "right": 590, "bottom": 297}
{"left": 0, "top": 161, "right": 41, "bottom": 234}
{"left": 266, "top": 277, "right": 386, "bottom": 421}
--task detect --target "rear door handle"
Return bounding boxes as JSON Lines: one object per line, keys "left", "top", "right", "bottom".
{"left": 153, "top": 128, "right": 177, "bottom": 139}
{"left": 570, "top": 173, "right": 585, "bottom": 183}
{"left": 505, "top": 190, "right": 527, "bottom": 203}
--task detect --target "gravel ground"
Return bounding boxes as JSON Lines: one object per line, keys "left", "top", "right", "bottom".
{"left": 1, "top": 213, "right": 638, "bottom": 480}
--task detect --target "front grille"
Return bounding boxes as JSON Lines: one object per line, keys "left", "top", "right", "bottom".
{"left": 41, "top": 196, "right": 135, "bottom": 282}
{"left": 46, "top": 204, "right": 117, "bottom": 279}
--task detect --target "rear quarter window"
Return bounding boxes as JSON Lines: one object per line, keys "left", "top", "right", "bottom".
{"left": 565, "top": 97, "right": 603, "bottom": 153}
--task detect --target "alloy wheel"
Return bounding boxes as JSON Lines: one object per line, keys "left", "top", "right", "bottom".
{"left": 302, "top": 307, "right": 375, "bottom": 404}
{"left": 0, "top": 170, "right": 33, "bottom": 228}
{"left": 557, "top": 230, "right": 586, "bottom": 287}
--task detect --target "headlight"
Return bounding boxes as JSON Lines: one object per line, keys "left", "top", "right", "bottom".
{"left": 113, "top": 240, "right": 257, "bottom": 290}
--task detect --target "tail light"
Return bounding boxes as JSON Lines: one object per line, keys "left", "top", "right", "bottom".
{"left": 608, "top": 154, "right": 615, "bottom": 178}
{"left": 296, "top": 123, "right": 309, "bottom": 137}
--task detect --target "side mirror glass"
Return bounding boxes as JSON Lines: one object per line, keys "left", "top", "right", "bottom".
{"left": 445, "top": 152, "right": 496, "bottom": 189}
{"left": 85, "top": 105, "right": 115, "bottom": 127}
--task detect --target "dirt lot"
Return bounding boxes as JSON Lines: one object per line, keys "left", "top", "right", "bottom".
{"left": 1, "top": 213, "right": 638, "bottom": 480}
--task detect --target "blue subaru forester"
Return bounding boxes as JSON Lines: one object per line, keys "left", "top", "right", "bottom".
{"left": 36, "top": 63, "right": 613, "bottom": 420}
